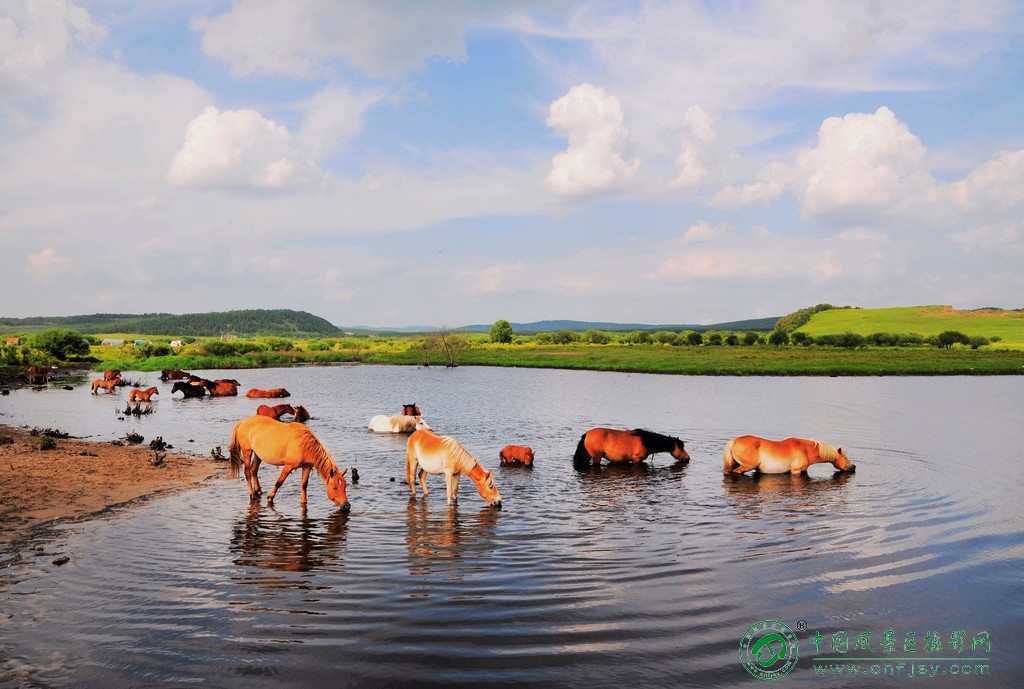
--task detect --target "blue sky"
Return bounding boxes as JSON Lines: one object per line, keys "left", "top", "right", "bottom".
{"left": 2, "top": 1, "right": 1023, "bottom": 328}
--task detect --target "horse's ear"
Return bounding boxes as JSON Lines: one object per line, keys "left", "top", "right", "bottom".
{"left": 837, "top": 448, "right": 842, "bottom": 454}
{"left": 339, "top": 468, "right": 348, "bottom": 477}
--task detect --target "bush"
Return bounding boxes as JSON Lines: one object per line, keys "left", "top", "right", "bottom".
{"left": 202, "top": 341, "right": 236, "bottom": 356}
{"left": 791, "top": 332, "right": 813, "bottom": 346}
{"left": 725, "top": 334, "right": 740, "bottom": 346}
{"left": 582, "top": 329, "right": 610, "bottom": 344}
{"left": 552, "top": 329, "right": 579, "bottom": 345}
{"left": 768, "top": 330, "right": 790, "bottom": 346}
{"left": 34, "top": 329, "right": 91, "bottom": 360}
{"left": 684, "top": 331, "right": 703, "bottom": 346}
{"left": 623, "top": 330, "right": 652, "bottom": 345}
{"left": 743, "top": 332, "right": 761, "bottom": 346}
{"left": 489, "top": 320, "right": 513, "bottom": 344}
{"left": 937, "top": 331, "right": 970, "bottom": 349}
{"left": 706, "top": 332, "right": 723, "bottom": 346}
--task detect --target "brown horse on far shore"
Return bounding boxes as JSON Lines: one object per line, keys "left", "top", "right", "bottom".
{"left": 573, "top": 428, "right": 690, "bottom": 468}
{"left": 723, "top": 435, "right": 855, "bottom": 475}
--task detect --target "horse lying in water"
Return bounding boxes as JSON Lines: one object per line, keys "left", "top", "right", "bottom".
{"left": 246, "top": 388, "right": 291, "bottom": 398}
{"left": 723, "top": 435, "right": 855, "bottom": 475}
{"left": 368, "top": 414, "right": 430, "bottom": 433}
{"left": 499, "top": 445, "right": 535, "bottom": 466}
{"left": 574, "top": 427, "right": 689, "bottom": 468}
{"left": 406, "top": 429, "right": 502, "bottom": 507}
{"left": 228, "top": 415, "right": 350, "bottom": 510}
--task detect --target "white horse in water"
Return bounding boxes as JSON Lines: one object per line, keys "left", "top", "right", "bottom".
{"left": 368, "top": 414, "right": 430, "bottom": 433}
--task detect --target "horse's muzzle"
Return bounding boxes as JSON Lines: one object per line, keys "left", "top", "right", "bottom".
{"left": 846, "top": 464, "right": 856, "bottom": 473}
{"left": 338, "top": 501, "right": 351, "bottom": 512}
{"left": 491, "top": 500, "right": 503, "bottom": 509}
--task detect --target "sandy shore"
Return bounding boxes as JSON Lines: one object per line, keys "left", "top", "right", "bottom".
{"left": 0, "top": 422, "right": 220, "bottom": 553}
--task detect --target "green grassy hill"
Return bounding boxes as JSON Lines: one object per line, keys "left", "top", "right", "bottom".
{"left": 797, "top": 305, "right": 1024, "bottom": 345}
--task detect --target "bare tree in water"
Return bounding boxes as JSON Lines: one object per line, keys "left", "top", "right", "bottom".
{"left": 435, "top": 327, "right": 468, "bottom": 367}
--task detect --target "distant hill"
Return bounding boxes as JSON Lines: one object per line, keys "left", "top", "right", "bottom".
{"left": 0, "top": 309, "right": 342, "bottom": 338}
{"left": 458, "top": 317, "right": 780, "bottom": 334}
{"left": 798, "top": 305, "right": 1024, "bottom": 344}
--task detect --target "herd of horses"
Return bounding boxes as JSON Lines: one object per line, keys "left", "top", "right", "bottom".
{"left": 78, "top": 366, "right": 856, "bottom": 511}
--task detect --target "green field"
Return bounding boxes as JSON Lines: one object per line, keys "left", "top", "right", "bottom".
{"left": 798, "top": 306, "right": 1024, "bottom": 347}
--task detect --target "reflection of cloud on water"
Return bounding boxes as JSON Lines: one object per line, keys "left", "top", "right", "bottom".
{"left": 405, "top": 499, "right": 500, "bottom": 577}
{"left": 229, "top": 503, "right": 349, "bottom": 588}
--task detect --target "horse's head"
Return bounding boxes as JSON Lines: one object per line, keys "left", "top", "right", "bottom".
{"left": 414, "top": 416, "right": 431, "bottom": 431}
{"left": 293, "top": 406, "right": 310, "bottom": 422}
{"left": 476, "top": 469, "right": 502, "bottom": 508}
{"left": 834, "top": 447, "right": 855, "bottom": 473}
{"left": 326, "top": 468, "right": 351, "bottom": 512}
{"left": 670, "top": 438, "right": 691, "bottom": 462}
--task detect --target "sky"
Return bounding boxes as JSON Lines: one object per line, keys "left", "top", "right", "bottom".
{"left": 2, "top": 1, "right": 1023, "bottom": 329}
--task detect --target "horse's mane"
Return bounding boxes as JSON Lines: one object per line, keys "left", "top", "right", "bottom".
{"left": 631, "top": 428, "right": 680, "bottom": 452}
{"left": 440, "top": 435, "right": 479, "bottom": 472}
{"left": 297, "top": 428, "right": 340, "bottom": 481}
{"left": 815, "top": 441, "right": 839, "bottom": 462}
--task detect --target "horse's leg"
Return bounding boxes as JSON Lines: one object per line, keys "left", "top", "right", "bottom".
{"left": 418, "top": 468, "right": 429, "bottom": 497}
{"left": 444, "top": 470, "right": 456, "bottom": 505}
{"left": 267, "top": 465, "right": 295, "bottom": 504}
{"left": 450, "top": 472, "right": 461, "bottom": 504}
{"left": 240, "top": 449, "right": 258, "bottom": 499}
{"left": 406, "top": 449, "right": 418, "bottom": 497}
{"left": 298, "top": 465, "right": 312, "bottom": 505}
{"left": 250, "top": 454, "right": 263, "bottom": 497}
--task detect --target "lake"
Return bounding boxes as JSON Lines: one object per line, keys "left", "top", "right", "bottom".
{"left": 1, "top": 365, "right": 1021, "bottom": 687}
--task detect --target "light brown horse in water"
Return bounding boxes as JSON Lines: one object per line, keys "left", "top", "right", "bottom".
{"left": 406, "top": 429, "right": 502, "bottom": 507}
{"left": 499, "top": 445, "right": 535, "bottom": 466}
{"left": 103, "top": 369, "right": 121, "bottom": 381}
{"left": 573, "top": 428, "right": 690, "bottom": 468}
{"left": 723, "top": 435, "right": 855, "bottom": 475}
{"left": 91, "top": 377, "right": 121, "bottom": 394}
{"left": 228, "top": 415, "right": 350, "bottom": 510}
{"left": 256, "top": 403, "right": 295, "bottom": 420}
{"left": 128, "top": 386, "right": 159, "bottom": 402}
{"left": 246, "top": 388, "right": 291, "bottom": 398}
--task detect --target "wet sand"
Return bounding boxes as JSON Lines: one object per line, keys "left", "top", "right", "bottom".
{"left": 0, "top": 422, "right": 220, "bottom": 553}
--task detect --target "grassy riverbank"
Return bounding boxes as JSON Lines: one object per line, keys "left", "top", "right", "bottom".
{"left": 72, "top": 341, "right": 1024, "bottom": 376}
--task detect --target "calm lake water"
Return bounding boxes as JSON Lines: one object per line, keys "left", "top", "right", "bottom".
{"left": 1, "top": 365, "right": 1021, "bottom": 688}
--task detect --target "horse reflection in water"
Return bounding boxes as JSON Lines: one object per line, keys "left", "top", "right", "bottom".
{"left": 230, "top": 503, "right": 350, "bottom": 587}
{"left": 404, "top": 499, "right": 501, "bottom": 577}
{"left": 575, "top": 459, "right": 689, "bottom": 513}
{"left": 723, "top": 471, "right": 855, "bottom": 526}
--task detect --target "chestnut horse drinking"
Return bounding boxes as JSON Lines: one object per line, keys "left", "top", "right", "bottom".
{"left": 574, "top": 428, "right": 690, "bottom": 468}
{"left": 723, "top": 435, "right": 855, "bottom": 475}
{"left": 128, "top": 386, "right": 159, "bottom": 402}
{"left": 256, "top": 403, "right": 295, "bottom": 420}
{"left": 406, "top": 429, "right": 502, "bottom": 507}
{"left": 228, "top": 415, "right": 350, "bottom": 510}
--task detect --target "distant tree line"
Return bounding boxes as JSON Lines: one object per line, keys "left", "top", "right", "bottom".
{"left": 0, "top": 309, "right": 340, "bottom": 337}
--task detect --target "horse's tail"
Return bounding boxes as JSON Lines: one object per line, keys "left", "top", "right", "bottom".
{"left": 227, "top": 422, "right": 244, "bottom": 480}
{"left": 573, "top": 433, "right": 591, "bottom": 469}
{"left": 722, "top": 439, "right": 737, "bottom": 472}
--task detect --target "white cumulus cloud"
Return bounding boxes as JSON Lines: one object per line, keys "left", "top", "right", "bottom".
{"left": 167, "top": 106, "right": 321, "bottom": 189}
{"left": 546, "top": 84, "right": 639, "bottom": 195}
{"left": 25, "top": 247, "right": 70, "bottom": 277}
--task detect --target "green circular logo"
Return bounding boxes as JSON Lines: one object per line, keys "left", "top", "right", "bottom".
{"left": 740, "top": 620, "right": 799, "bottom": 680}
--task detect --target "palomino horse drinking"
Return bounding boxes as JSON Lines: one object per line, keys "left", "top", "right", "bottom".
{"left": 406, "top": 429, "right": 502, "bottom": 507}
{"left": 369, "top": 414, "right": 430, "bottom": 433}
{"left": 573, "top": 428, "right": 690, "bottom": 468}
{"left": 723, "top": 435, "right": 856, "bottom": 475}
{"left": 228, "top": 415, "right": 350, "bottom": 510}
{"left": 128, "top": 386, "right": 159, "bottom": 402}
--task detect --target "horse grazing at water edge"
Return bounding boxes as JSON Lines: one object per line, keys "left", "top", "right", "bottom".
{"left": 406, "top": 429, "right": 502, "bottom": 507}
{"left": 256, "top": 403, "right": 295, "bottom": 420}
{"left": 574, "top": 428, "right": 690, "bottom": 468}
{"left": 369, "top": 414, "right": 430, "bottom": 433}
{"left": 91, "top": 377, "right": 121, "bottom": 394}
{"left": 128, "top": 386, "right": 159, "bottom": 402}
{"left": 228, "top": 415, "right": 350, "bottom": 510}
{"left": 723, "top": 435, "right": 855, "bottom": 475}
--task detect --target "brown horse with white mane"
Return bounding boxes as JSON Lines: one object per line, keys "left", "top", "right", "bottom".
{"left": 228, "top": 415, "right": 350, "bottom": 510}
{"left": 574, "top": 428, "right": 690, "bottom": 468}
{"left": 723, "top": 435, "right": 855, "bottom": 475}
{"left": 406, "top": 429, "right": 502, "bottom": 507}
